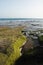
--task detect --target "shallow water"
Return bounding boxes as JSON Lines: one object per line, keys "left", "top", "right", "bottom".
{"left": 0, "top": 18, "right": 43, "bottom": 30}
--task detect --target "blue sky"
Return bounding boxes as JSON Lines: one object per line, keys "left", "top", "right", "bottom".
{"left": 0, "top": 0, "right": 43, "bottom": 18}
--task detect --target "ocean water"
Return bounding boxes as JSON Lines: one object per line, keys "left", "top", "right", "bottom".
{"left": 29, "top": 21, "right": 43, "bottom": 30}
{"left": 0, "top": 18, "right": 43, "bottom": 30}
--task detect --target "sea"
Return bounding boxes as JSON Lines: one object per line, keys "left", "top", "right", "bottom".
{"left": 0, "top": 18, "right": 43, "bottom": 31}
